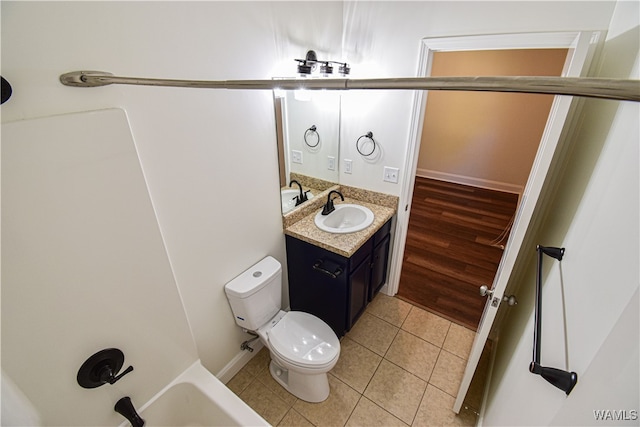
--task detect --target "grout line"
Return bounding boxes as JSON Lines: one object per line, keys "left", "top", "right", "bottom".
{"left": 344, "top": 394, "right": 363, "bottom": 426}
{"left": 233, "top": 296, "right": 477, "bottom": 427}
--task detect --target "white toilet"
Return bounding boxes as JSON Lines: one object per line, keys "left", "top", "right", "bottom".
{"left": 224, "top": 256, "right": 340, "bottom": 403}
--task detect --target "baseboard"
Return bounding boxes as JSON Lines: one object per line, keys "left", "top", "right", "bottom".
{"left": 215, "top": 341, "right": 264, "bottom": 384}
{"left": 416, "top": 168, "right": 523, "bottom": 196}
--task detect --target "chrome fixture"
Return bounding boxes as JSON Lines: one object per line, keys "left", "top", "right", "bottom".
{"left": 480, "top": 285, "right": 518, "bottom": 306}
{"left": 479, "top": 285, "right": 493, "bottom": 298}
{"left": 503, "top": 294, "right": 518, "bottom": 306}
{"left": 240, "top": 331, "right": 260, "bottom": 352}
{"left": 295, "top": 50, "right": 350, "bottom": 76}
{"left": 59, "top": 71, "right": 639, "bottom": 102}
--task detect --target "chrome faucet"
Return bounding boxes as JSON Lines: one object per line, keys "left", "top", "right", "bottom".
{"left": 322, "top": 190, "right": 344, "bottom": 215}
{"left": 115, "top": 396, "right": 145, "bottom": 427}
{"left": 289, "top": 180, "right": 308, "bottom": 206}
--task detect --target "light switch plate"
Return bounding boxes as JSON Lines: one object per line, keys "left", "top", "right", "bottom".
{"left": 328, "top": 156, "right": 336, "bottom": 171}
{"left": 383, "top": 166, "right": 399, "bottom": 183}
{"left": 292, "top": 150, "right": 302, "bottom": 164}
{"left": 344, "top": 159, "right": 353, "bottom": 174}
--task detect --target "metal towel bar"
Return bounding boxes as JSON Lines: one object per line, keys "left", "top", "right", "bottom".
{"left": 529, "top": 245, "right": 578, "bottom": 395}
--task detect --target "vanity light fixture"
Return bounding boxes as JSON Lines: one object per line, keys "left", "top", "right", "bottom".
{"left": 295, "top": 50, "right": 350, "bottom": 77}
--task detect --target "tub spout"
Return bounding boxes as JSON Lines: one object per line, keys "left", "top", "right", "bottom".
{"left": 115, "top": 396, "right": 145, "bottom": 427}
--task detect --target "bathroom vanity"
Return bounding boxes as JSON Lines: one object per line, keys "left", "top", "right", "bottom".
{"left": 283, "top": 187, "right": 397, "bottom": 337}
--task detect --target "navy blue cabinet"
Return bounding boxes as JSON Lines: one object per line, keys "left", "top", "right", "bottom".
{"left": 286, "top": 219, "right": 392, "bottom": 337}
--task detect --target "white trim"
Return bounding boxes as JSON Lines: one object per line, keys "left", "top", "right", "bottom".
{"left": 421, "top": 31, "right": 583, "bottom": 52}
{"left": 387, "top": 30, "right": 603, "bottom": 415}
{"left": 416, "top": 168, "right": 524, "bottom": 196}
{"left": 215, "top": 341, "right": 264, "bottom": 384}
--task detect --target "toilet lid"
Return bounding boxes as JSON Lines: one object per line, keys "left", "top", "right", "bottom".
{"left": 268, "top": 311, "right": 339, "bottom": 367}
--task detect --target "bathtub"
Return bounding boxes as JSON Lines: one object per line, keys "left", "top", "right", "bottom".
{"left": 122, "top": 360, "right": 268, "bottom": 427}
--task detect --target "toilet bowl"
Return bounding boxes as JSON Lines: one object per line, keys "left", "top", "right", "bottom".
{"left": 224, "top": 256, "right": 340, "bottom": 402}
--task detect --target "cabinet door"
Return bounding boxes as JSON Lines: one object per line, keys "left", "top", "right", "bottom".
{"left": 369, "top": 235, "right": 390, "bottom": 301}
{"left": 348, "top": 256, "right": 370, "bottom": 330}
{"left": 286, "top": 236, "right": 348, "bottom": 337}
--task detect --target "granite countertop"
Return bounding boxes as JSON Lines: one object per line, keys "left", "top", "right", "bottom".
{"left": 284, "top": 187, "right": 398, "bottom": 258}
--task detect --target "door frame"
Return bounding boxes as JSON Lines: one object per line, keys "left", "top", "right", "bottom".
{"left": 384, "top": 31, "right": 604, "bottom": 414}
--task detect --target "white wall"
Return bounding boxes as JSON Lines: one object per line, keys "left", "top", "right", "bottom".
{"left": 1, "top": 1, "right": 345, "bottom": 384}
{"left": 337, "top": 1, "right": 616, "bottom": 197}
{"left": 2, "top": 109, "right": 198, "bottom": 425}
{"left": 1, "top": 1, "right": 626, "bottom": 424}
{"left": 483, "top": 1, "right": 639, "bottom": 424}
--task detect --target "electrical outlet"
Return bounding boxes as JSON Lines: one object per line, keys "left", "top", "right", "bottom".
{"left": 292, "top": 150, "right": 303, "bottom": 164}
{"left": 383, "top": 166, "right": 399, "bottom": 183}
{"left": 328, "top": 156, "right": 336, "bottom": 171}
{"left": 344, "top": 159, "right": 353, "bottom": 174}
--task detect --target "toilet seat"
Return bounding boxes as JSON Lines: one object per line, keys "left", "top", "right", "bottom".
{"left": 267, "top": 311, "right": 339, "bottom": 370}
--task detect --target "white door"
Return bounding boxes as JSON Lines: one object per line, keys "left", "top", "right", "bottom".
{"left": 387, "top": 31, "right": 603, "bottom": 414}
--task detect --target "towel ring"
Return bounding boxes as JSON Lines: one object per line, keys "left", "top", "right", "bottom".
{"left": 304, "top": 125, "right": 320, "bottom": 148}
{"left": 356, "top": 131, "right": 376, "bottom": 157}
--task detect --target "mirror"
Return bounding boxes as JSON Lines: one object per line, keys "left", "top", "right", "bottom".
{"left": 275, "top": 89, "right": 340, "bottom": 215}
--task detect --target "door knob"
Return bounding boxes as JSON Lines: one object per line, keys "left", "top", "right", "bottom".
{"left": 479, "top": 285, "right": 493, "bottom": 297}
{"left": 503, "top": 294, "right": 518, "bottom": 306}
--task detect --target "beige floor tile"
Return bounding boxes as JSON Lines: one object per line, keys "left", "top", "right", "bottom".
{"left": 243, "top": 346, "right": 271, "bottom": 376}
{"left": 402, "top": 307, "right": 451, "bottom": 347}
{"left": 347, "top": 312, "right": 399, "bottom": 356}
{"left": 239, "top": 379, "right": 291, "bottom": 426}
{"left": 385, "top": 330, "right": 440, "bottom": 382}
{"left": 366, "top": 294, "right": 412, "bottom": 327}
{"left": 278, "top": 408, "right": 315, "bottom": 427}
{"left": 443, "top": 323, "right": 475, "bottom": 360}
{"left": 429, "top": 350, "right": 466, "bottom": 397}
{"left": 293, "top": 375, "right": 361, "bottom": 426}
{"left": 363, "top": 359, "right": 427, "bottom": 425}
{"left": 413, "top": 385, "right": 477, "bottom": 427}
{"left": 256, "top": 362, "right": 298, "bottom": 406}
{"left": 227, "top": 368, "right": 256, "bottom": 395}
{"left": 346, "top": 396, "right": 409, "bottom": 427}
{"left": 330, "top": 337, "right": 382, "bottom": 393}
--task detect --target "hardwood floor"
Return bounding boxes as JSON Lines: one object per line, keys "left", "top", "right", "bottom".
{"left": 397, "top": 177, "right": 519, "bottom": 331}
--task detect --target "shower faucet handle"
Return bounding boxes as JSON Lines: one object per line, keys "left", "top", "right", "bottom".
{"left": 77, "top": 348, "right": 134, "bottom": 388}
{"left": 104, "top": 365, "right": 134, "bottom": 384}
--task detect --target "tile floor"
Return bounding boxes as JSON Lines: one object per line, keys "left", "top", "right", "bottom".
{"left": 227, "top": 294, "right": 489, "bottom": 426}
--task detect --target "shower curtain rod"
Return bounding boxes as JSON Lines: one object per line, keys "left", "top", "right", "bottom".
{"left": 59, "top": 71, "right": 640, "bottom": 102}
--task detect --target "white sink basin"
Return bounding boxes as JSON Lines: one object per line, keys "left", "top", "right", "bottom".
{"left": 314, "top": 204, "right": 374, "bottom": 234}
{"left": 282, "top": 189, "right": 313, "bottom": 214}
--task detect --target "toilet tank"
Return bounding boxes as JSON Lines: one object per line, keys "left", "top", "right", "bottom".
{"left": 224, "top": 256, "right": 282, "bottom": 331}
